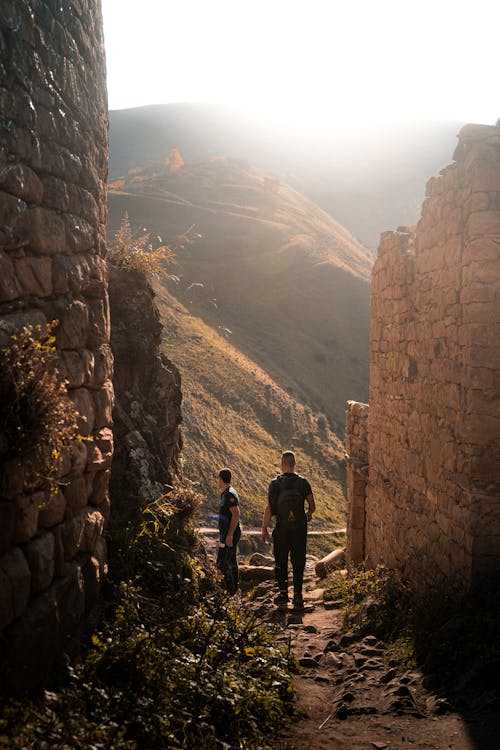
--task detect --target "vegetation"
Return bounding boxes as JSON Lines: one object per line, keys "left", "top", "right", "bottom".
{"left": 0, "top": 322, "right": 79, "bottom": 491}
{"left": 0, "top": 485, "right": 296, "bottom": 749}
{"left": 107, "top": 213, "right": 187, "bottom": 278}
{"left": 324, "top": 566, "right": 500, "bottom": 691}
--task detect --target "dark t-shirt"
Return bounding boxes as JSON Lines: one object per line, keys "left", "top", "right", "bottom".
{"left": 218, "top": 486, "right": 240, "bottom": 541}
{"left": 268, "top": 472, "right": 312, "bottom": 527}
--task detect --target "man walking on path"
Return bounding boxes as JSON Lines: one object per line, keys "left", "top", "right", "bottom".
{"left": 261, "top": 451, "right": 316, "bottom": 610}
{"left": 216, "top": 467, "right": 241, "bottom": 595}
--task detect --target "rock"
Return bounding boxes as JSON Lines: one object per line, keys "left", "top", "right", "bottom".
{"left": 248, "top": 552, "right": 274, "bottom": 566}
{"left": 0, "top": 548, "right": 31, "bottom": 629}
{"left": 239, "top": 565, "right": 275, "bottom": 583}
{"left": 315, "top": 548, "right": 346, "bottom": 578}
{"left": 380, "top": 668, "right": 398, "bottom": 684}
{"left": 38, "top": 490, "right": 66, "bottom": 529}
{"left": 22, "top": 532, "right": 55, "bottom": 592}
{"left": 299, "top": 657, "right": 319, "bottom": 668}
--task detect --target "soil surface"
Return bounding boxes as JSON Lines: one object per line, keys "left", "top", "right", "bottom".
{"left": 244, "top": 556, "right": 500, "bottom": 750}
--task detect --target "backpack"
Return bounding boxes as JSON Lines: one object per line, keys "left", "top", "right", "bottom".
{"left": 274, "top": 474, "right": 306, "bottom": 526}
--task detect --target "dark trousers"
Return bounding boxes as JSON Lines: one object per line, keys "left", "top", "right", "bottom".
{"left": 272, "top": 523, "right": 307, "bottom": 596}
{"left": 216, "top": 527, "right": 241, "bottom": 595}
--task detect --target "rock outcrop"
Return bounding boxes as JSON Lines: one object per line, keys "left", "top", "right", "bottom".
{"left": 346, "top": 124, "right": 500, "bottom": 590}
{"left": 0, "top": 0, "right": 111, "bottom": 692}
{"left": 108, "top": 268, "right": 182, "bottom": 514}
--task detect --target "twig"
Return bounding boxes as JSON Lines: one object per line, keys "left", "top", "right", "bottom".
{"left": 318, "top": 713, "right": 332, "bottom": 730}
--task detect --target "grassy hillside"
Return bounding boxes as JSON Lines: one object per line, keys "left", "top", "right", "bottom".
{"left": 155, "top": 285, "right": 347, "bottom": 528}
{"left": 109, "top": 103, "right": 462, "bottom": 248}
{"left": 108, "top": 158, "right": 371, "bottom": 432}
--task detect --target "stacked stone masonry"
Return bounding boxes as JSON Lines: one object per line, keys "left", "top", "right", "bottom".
{"left": 108, "top": 266, "right": 182, "bottom": 518}
{"left": 345, "top": 400, "right": 368, "bottom": 567}
{"left": 346, "top": 124, "right": 500, "bottom": 590}
{"left": 0, "top": 0, "right": 112, "bottom": 691}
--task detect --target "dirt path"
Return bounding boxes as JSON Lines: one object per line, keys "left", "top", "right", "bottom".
{"left": 245, "top": 557, "right": 499, "bottom": 750}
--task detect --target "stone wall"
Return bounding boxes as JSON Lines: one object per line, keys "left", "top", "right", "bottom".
{"left": 344, "top": 400, "right": 369, "bottom": 567}
{"left": 108, "top": 268, "right": 182, "bottom": 515}
{"left": 0, "top": 0, "right": 112, "bottom": 691}
{"left": 347, "top": 124, "right": 500, "bottom": 590}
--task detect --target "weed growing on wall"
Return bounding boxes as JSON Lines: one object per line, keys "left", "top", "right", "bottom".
{"left": 0, "top": 322, "right": 78, "bottom": 491}
{"left": 0, "top": 484, "right": 296, "bottom": 749}
{"left": 107, "top": 213, "right": 193, "bottom": 278}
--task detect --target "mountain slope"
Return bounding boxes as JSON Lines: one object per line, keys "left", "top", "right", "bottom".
{"left": 155, "top": 285, "right": 347, "bottom": 527}
{"left": 109, "top": 103, "right": 463, "bottom": 247}
{"left": 107, "top": 158, "right": 371, "bottom": 430}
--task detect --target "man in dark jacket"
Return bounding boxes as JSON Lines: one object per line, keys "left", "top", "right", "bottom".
{"left": 261, "top": 451, "right": 315, "bottom": 610}
{"left": 216, "top": 467, "right": 241, "bottom": 595}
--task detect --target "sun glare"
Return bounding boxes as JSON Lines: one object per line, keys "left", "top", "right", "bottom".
{"left": 102, "top": 0, "right": 499, "bottom": 130}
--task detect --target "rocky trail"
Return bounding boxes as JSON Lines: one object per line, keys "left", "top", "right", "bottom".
{"left": 243, "top": 557, "right": 499, "bottom": 750}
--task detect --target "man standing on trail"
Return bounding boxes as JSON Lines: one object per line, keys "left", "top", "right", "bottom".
{"left": 216, "top": 468, "right": 241, "bottom": 595}
{"left": 261, "top": 451, "right": 316, "bottom": 610}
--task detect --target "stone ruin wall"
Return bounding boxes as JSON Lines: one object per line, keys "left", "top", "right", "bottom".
{"left": 108, "top": 267, "right": 182, "bottom": 517}
{"left": 346, "top": 124, "right": 500, "bottom": 589}
{"left": 0, "top": 0, "right": 112, "bottom": 691}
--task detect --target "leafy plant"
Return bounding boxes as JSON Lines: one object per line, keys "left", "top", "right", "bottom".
{"left": 0, "top": 322, "right": 79, "bottom": 491}
{"left": 107, "top": 213, "right": 191, "bottom": 278}
{"left": 0, "top": 484, "right": 296, "bottom": 749}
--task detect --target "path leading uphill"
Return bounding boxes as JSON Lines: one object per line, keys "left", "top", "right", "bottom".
{"left": 245, "top": 557, "right": 498, "bottom": 750}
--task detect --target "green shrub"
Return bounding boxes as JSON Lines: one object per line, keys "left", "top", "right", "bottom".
{"left": 0, "top": 322, "right": 79, "bottom": 490}
{"left": 0, "top": 484, "right": 295, "bottom": 749}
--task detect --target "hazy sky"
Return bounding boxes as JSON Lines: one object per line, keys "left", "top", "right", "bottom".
{"left": 102, "top": 0, "right": 498, "bottom": 131}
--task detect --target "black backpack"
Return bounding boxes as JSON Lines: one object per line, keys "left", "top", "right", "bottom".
{"left": 274, "top": 474, "right": 306, "bottom": 526}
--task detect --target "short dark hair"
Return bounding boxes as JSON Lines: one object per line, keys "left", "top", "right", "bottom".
{"left": 281, "top": 451, "right": 296, "bottom": 467}
{"left": 219, "top": 467, "right": 231, "bottom": 484}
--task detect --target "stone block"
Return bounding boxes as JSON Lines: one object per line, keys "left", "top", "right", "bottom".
{"left": 12, "top": 492, "right": 44, "bottom": 543}
{"left": 0, "top": 250, "right": 20, "bottom": 301}
{"left": 0, "top": 455, "right": 35, "bottom": 499}
{"left": 65, "top": 214, "right": 95, "bottom": 253}
{"left": 463, "top": 238, "right": 500, "bottom": 264}
{"left": 38, "top": 489, "right": 66, "bottom": 529}
{"left": 22, "top": 532, "right": 55, "bottom": 593}
{"left": 61, "top": 511, "right": 86, "bottom": 559}
{"left": 14, "top": 255, "right": 53, "bottom": 297}
{"left": 69, "top": 387, "right": 95, "bottom": 436}
{"left": 92, "top": 379, "right": 114, "bottom": 429}
{"left": 41, "top": 175, "right": 69, "bottom": 211}
{"left": 28, "top": 206, "right": 66, "bottom": 254}
{"left": 80, "top": 508, "right": 105, "bottom": 554}
{"left": 467, "top": 211, "right": 500, "bottom": 238}
{"left": 89, "top": 469, "right": 110, "bottom": 506}
{"left": 69, "top": 438, "right": 88, "bottom": 475}
{"left": 89, "top": 343, "right": 113, "bottom": 386}
{"left": 59, "top": 349, "right": 85, "bottom": 388}
{"left": 81, "top": 348, "right": 96, "bottom": 384}
{"left": 1, "top": 567, "right": 85, "bottom": 694}
{"left": 0, "top": 163, "right": 43, "bottom": 204}
{"left": 0, "top": 500, "right": 15, "bottom": 556}
{"left": 86, "top": 296, "right": 110, "bottom": 347}
{"left": 0, "top": 548, "right": 31, "bottom": 628}
{"left": 56, "top": 299, "right": 89, "bottom": 349}
{"left": 63, "top": 476, "right": 88, "bottom": 513}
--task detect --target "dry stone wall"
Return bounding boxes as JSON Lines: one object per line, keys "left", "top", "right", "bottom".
{"left": 108, "top": 267, "right": 182, "bottom": 517}
{"left": 0, "top": 0, "right": 112, "bottom": 691}
{"left": 346, "top": 124, "right": 500, "bottom": 590}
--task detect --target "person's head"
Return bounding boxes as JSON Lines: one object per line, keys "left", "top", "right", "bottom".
{"left": 218, "top": 467, "right": 231, "bottom": 489}
{"left": 281, "top": 450, "right": 296, "bottom": 472}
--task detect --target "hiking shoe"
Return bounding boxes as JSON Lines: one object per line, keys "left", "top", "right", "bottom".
{"left": 292, "top": 595, "right": 304, "bottom": 610}
{"left": 274, "top": 592, "right": 289, "bottom": 608}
